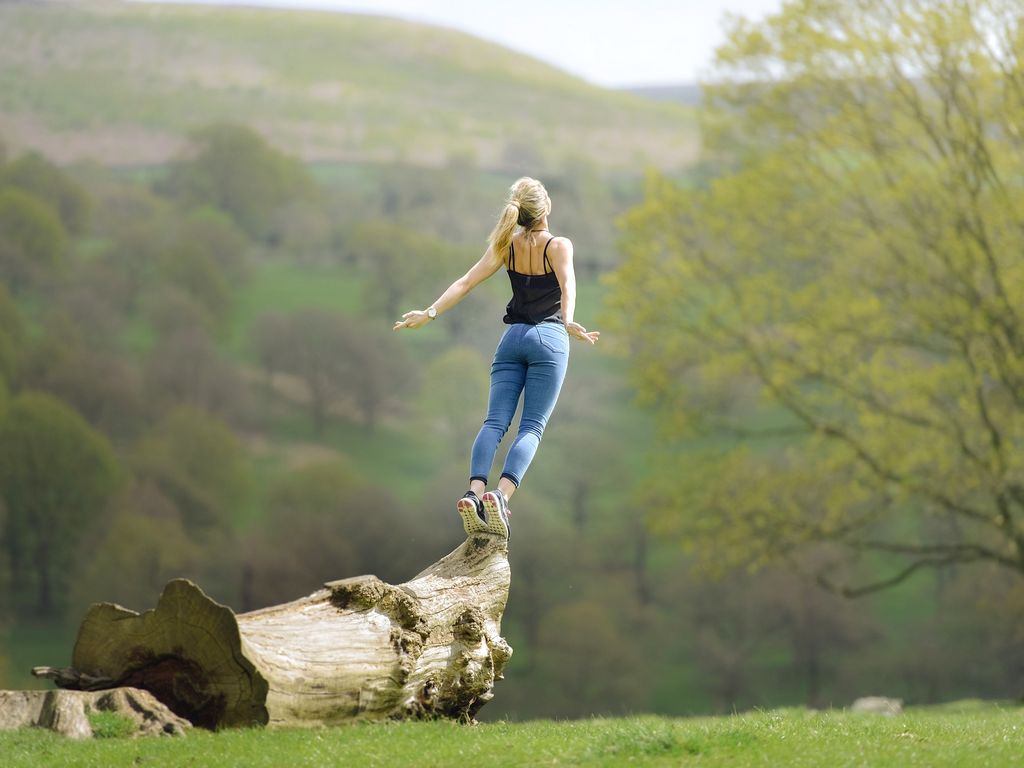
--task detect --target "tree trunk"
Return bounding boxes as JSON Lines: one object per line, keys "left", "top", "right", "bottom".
{"left": 32, "top": 534, "right": 511, "bottom": 729}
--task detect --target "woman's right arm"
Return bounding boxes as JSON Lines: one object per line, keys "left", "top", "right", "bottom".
{"left": 393, "top": 247, "right": 504, "bottom": 331}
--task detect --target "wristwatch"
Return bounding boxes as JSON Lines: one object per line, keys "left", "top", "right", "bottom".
{"left": 426, "top": 306, "right": 437, "bottom": 319}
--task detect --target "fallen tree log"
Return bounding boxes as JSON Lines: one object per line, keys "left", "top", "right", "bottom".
{"left": 32, "top": 533, "right": 511, "bottom": 729}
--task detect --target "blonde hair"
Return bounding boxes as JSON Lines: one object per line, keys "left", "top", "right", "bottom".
{"left": 488, "top": 177, "right": 550, "bottom": 267}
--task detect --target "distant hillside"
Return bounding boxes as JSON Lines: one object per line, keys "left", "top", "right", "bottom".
{"left": 625, "top": 83, "right": 703, "bottom": 107}
{"left": 0, "top": 1, "right": 698, "bottom": 170}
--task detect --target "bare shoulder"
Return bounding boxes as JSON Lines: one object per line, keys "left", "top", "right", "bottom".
{"left": 547, "top": 236, "right": 574, "bottom": 259}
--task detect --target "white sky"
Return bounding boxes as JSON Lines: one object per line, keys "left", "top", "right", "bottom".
{"left": 132, "top": 0, "right": 786, "bottom": 87}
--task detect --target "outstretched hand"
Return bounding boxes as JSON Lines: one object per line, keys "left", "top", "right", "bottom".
{"left": 566, "top": 321, "right": 600, "bottom": 345}
{"left": 393, "top": 310, "right": 432, "bottom": 331}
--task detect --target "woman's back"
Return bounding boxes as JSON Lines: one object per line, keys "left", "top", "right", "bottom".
{"left": 508, "top": 231, "right": 558, "bottom": 276}
{"left": 504, "top": 232, "right": 562, "bottom": 326}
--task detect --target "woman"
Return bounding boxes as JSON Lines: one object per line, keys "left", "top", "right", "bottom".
{"left": 393, "top": 176, "right": 600, "bottom": 539}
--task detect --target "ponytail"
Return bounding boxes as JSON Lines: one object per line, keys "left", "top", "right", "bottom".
{"left": 488, "top": 202, "right": 520, "bottom": 267}
{"left": 488, "top": 177, "right": 550, "bottom": 267}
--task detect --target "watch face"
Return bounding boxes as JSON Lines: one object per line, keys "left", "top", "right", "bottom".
{"left": 428, "top": 307, "right": 437, "bottom": 318}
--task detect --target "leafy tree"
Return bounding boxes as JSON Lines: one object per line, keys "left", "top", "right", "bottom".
{"left": 0, "top": 150, "right": 90, "bottom": 234}
{"left": 336, "top": 321, "right": 415, "bottom": 432}
{"left": 0, "top": 187, "right": 66, "bottom": 293}
{"left": 416, "top": 345, "right": 488, "bottom": 457}
{"left": 69, "top": 482, "right": 202, "bottom": 614}
{"left": 173, "top": 206, "right": 249, "bottom": 283}
{"left": 0, "top": 283, "right": 25, "bottom": 385}
{"left": 142, "top": 324, "right": 247, "bottom": 420}
{"left": 249, "top": 309, "right": 350, "bottom": 436}
{"left": 345, "top": 219, "right": 452, "bottom": 322}
{"left": 159, "top": 243, "right": 232, "bottom": 333}
{"left": 159, "top": 123, "right": 317, "bottom": 242}
{"left": 250, "top": 310, "right": 413, "bottom": 435}
{"left": 18, "top": 312, "right": 144, "bottom": 439}
{"left": 133, "top": 406, "right": 251, "bottom": 536}
{"left": 608, "top": 0, "right": 1024, "bottom": 595}
{"left": 0, "top": 392, "right": 124, "bottom": 617}
{"left": 243, "top": 460, "right": 416, "bottom": 608}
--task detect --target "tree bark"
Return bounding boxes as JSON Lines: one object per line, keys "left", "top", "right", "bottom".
{"left": 32, "top": 534, "right": 512, "bottom": 729}
{"left": 0, "top": 688, "right": 192, "bottom": 738}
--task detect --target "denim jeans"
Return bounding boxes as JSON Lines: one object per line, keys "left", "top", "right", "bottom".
{"left": 470, "top": 322, "right": 570, "bottom": 487}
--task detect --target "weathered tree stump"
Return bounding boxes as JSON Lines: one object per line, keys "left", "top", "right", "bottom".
{"left": 0, "top": 688, "right": 192, "bottom": 738}
{"left": 32, "top": 534, "right": 511, "bottom": 729}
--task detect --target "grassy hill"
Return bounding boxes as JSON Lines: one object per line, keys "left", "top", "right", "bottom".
{"left": 0, "top": 1, "right": 698, "bottom": 170}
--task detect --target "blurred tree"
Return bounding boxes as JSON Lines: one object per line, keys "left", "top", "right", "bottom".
{"left": 416, "top": 345, "right": 488, "bottom": 457}
{"left": 0, "top": 392, "right": 124, "bottom": 617}
{"left": 347, "top": 219, "right": 450, "bottom": 322}
{"left": 336, "top": 321, "right": 415, "bottom": 433}
{"left": 159, "top": 242, "right": 232, "bottom": 333}
{"left": 0, "top": 283, "right": 25, "bottom": 386}
{"left": 54, "top": 259, "right": 133, "bottom": 344}
{"left": 142, "top": 323, "right": 247, "bottom": 420}
{"left": 250, "top": 310, "right": 413, "bottom": 435}
{"left": 546, "top": 156, "right": 616, "bottom": 275}
{"left": 535, "top": 600, "right": 645, "bottom": 716}
{"left": 159, "top": 123, "right": 317, "bottom": 242}
{"left": 98, "top": 211, "right": 171, "bottom": 314}
{"left": 243, "top": 460, "right": 417, "bottom": 608}
{"left": 0, "top": 187, "right": 66, "bottom": 293}
{"left": 132, "top": 405, "right": 251, "bottom": 536}
{"left": 19, "top": 313, "right": 144, "bottom": 440}
{"left": 0, "top": 151, "right": 90, "bottom": 235}
{"left": 608, "top": 0, "right": 1024, "bottom": 595}
{"left": 174, "top": 206, "right": 250, "bottom": 284}
{"left": 69, "top": 481, "right": 202, "bottom": 615}
{"left": 248, "top": 308, "right": 349, "bottom": 436}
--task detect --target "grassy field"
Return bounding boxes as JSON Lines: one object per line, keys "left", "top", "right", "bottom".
{"left": 2, "top": 705, "right": 1022, "bottom": 767}
{"left": 0, "top": 1, "right": 697, "bottom": 169}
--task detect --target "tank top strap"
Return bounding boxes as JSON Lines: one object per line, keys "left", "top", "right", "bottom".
{"left": 542, "top": 236, "right": 555, "bottom": 274}
{"left": 509, "top": 242, "right": 515, "bottom": 272}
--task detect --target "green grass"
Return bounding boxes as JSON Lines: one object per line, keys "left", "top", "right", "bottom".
{"left": 2, "top": 707, "right": 1022, "bottom": 767}
{"left": 227, "top": 261, "right": 368, "bottom": 360}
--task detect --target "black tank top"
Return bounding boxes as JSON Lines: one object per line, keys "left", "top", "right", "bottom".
{"left": 503, "top": 236, "right": 562, "bottom": 326}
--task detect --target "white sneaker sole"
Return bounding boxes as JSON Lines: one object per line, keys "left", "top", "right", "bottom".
{"left": 481, "top": 492, "right": 510, "bottom": 538}
{"left": 457, "top": 497, "right": 488, "bottom": 536}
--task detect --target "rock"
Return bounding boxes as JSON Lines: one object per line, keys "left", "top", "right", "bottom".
{"left": 850, "top": 696, "right": 903, "bottom": 716}
{"left": 0, "top": 687, "right": 192, "bottom": 738}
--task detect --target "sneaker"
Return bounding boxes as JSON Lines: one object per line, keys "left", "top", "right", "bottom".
{"left": 457, "top": 491, "right": 488, "bottom": 536}
{"left": 481, "top": 490, "right": 512, "bottom": 539}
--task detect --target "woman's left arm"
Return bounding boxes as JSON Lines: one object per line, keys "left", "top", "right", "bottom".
{"left": 548, "top": 238, "right": 600, "bottom": 345}
{"left": 393, "top": 247, "right": 504, "bottom": 331}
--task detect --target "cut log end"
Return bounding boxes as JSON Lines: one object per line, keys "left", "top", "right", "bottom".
{"left": 29, "top": 532, "right": 512, "bottom": 730}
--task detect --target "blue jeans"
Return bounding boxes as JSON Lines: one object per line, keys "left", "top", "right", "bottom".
{"left": 470, "top": 322, "right": 570, "bottom": 487}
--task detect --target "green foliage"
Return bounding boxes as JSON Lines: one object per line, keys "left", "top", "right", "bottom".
{"left": 0, "top": 187, "right": 66, "bottom": 293}
{"left": 159, "top": 244, "right": 232, "bottom": 333}
{"left": 133, "top": 406, "right": 251, "bottom": 535}
{"left": 608, "top": 0, "right": 1024, "bottom": 592}
{"left": 0, "top": 151, "right": 90, "bottom": 234}
{"left": 69, "top": 483, "right": 202, "bottom": 615}
{"left": 0, "top": 283, "right": 24, "bottom": 385}
{"left": 417, "top": 346, "right": 489, "bottom": 458}
{"left": 160, "top": 123, "right": 317, "bottom": 242}
{"left": 250, "top": 309, "right": 414, "bottom": 435}
{"left": 346, "top": 220, "right": 456, "bottom": 322}
{"left": 87, "top": 711, "right": 135, "bottom": 739}
{"left": 0, "top": 392, "right": 124, "bottom": 617}
{"left": 244, "top": 459, "right": 421, "bottom": 605}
